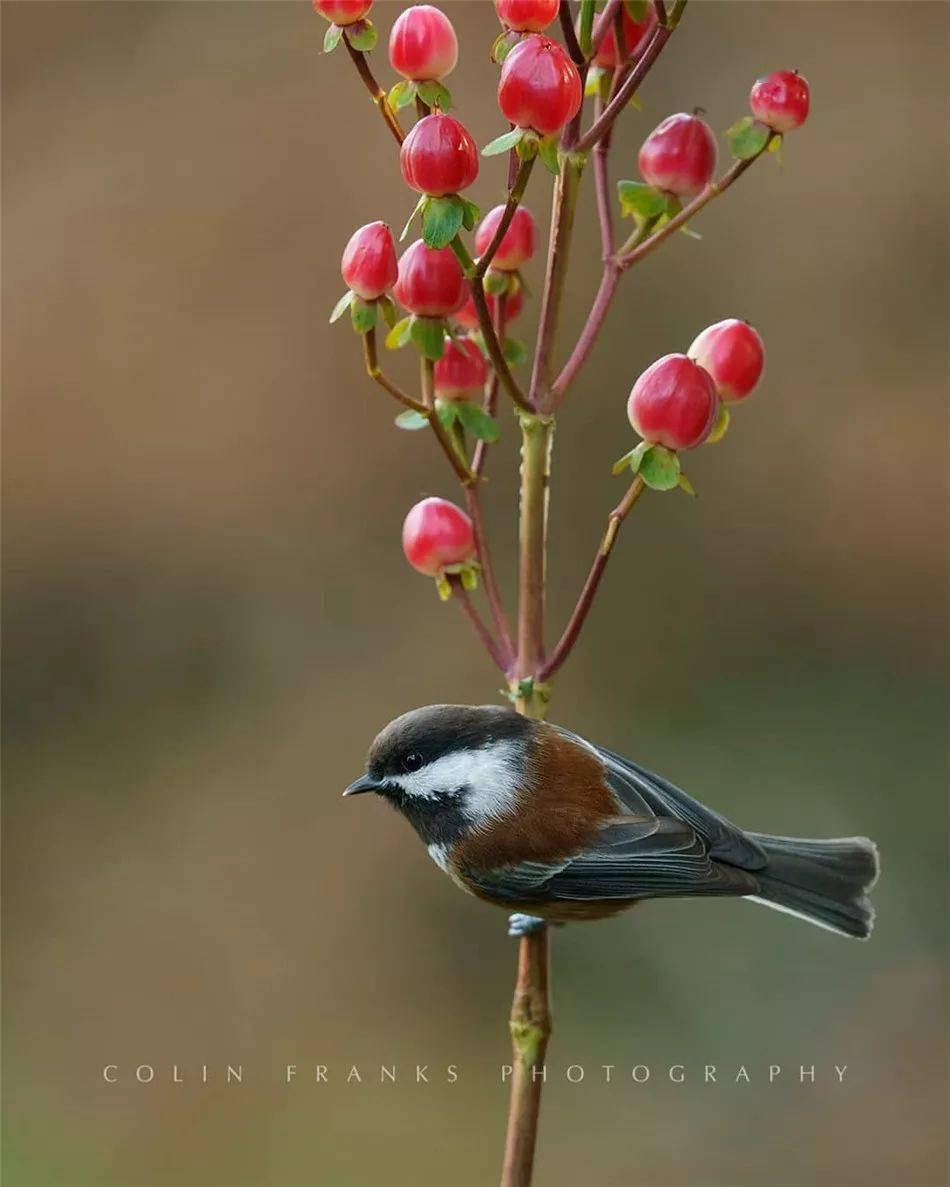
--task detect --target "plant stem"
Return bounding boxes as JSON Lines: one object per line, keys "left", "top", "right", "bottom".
{"left": 362, "top": 328, "right": 427, "bottom": 412}
{"left": 539, "top": 476, "right": 645, "bottom": 681}
{"left": 515, "top": 412, "right": 554, "bottom": 684}
{"left": 450, "top": 577, "right": 509, "bottom": 673}
{"left": 342, "top": 39, "right": 405, "bottom": 146}
{"left": 589, "top": 0, "right": 623, "bottom": 60}
{"left": 420, "top": 355, "right": 476, "bottom": 486}
{"left": 475, "top": 158, "right": 535, "bottom": 280}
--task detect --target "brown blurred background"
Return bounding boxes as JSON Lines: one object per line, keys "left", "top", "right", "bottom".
{"left": 2, "top": 2, "right": 947, "bottom": 1185}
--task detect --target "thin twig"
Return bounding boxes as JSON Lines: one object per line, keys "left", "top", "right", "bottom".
{"left": 342, "top": 39, "right": 405, "bottom": 146}
{"left": 450, "top": 577, "right": 509, "bottom": 673}
{"left": 592, "top": 95, "right": 615, "bottom": 258}
{"left": 362, "top": 329, "right": 426, "bottom": 412}
{"left": 539, "top": 476, "right": 645, "bottom": 681}
{"left": 589, "top": 0, "right": 623, "bottom": 60}
{"left": 420, "top": 355, "right": 477, "bottom": 486}
{"left": 475, "top": 157, "right": 536, "bottom": 280}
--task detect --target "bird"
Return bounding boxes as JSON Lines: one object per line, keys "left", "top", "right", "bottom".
{"left": 344, "top": 704, "right": 879, "bottom": 939}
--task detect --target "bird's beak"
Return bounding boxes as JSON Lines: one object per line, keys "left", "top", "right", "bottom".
{"left": 343, "top": 772, "right": 381, "bottom": 797}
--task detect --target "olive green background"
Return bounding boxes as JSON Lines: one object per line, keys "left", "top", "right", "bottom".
{"left": 2, "top": 2, "right": 947, "bottom": 1185}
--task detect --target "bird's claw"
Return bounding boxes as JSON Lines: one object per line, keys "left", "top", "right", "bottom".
{"left": 507, "top": 913, "right": 549, "bottom": 937}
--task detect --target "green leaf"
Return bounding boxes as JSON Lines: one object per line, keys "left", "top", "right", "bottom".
{"left": 680, "top": 223, "right": 702, "bottom": 240}
{"left": 677, "top": 472, "right": 697, "bottom": 496}
{"left": 503, "top": 336, "right": 527, "bottom": 366}
{"left": 435, "top": 573, "right": 453, "bottom": 601}
{"left": 624, "top": 0, "right": 650, "bottom": 19}
{"left": 422, "top": 196, "right": 464, "bottom": 250}
{"left": 344, "top": 19, "right": 376, "bottom": 52}
{"left": 585, "top": 66, "right": 607, "bottom": 99}
{"left": 388, "top": 80, "right": 416, "bottom": 112}
{"left": 617, "top": 179, "right": 668, "bottom": 221}
{"left": 436, "top": 399, "right": 459, "bottom": 429}
{"left": 705, "top": 403, "right": 730, "bottom": 444}
{"left": 484, "top": 268, "right": 509, "bottom": 296}
{"left": 538, "top": 135, "right": 560, "bottom": 177}
{"left": 459, "top": 563, "right": 478, "bottom": 591}
{"left": 490, "top": 29, "right": 519, "bottom": 64}
{"left": 323, "top": 23, "right": 343, "bottom": 53}
{"left": 400, "top": 194, "right": 427, "bottom": 241}
{"left": 483, "top": 127, "right": 526, "bottom": 157}
{"left": 417, "top": 80, "right": 452, "bottom": 110}
{"left": 611, "top": 439, "right": 651, "bottom": 476}
{"left": 639, "top": 444, "right": 681, "bottom": 491}
{"left": 460, "top": 199, "right": 480, "bottom": 232}
{"left": 455, "top": 401, "right": 500, "bottom": 443}
{"left": 385, "top": 316, "right": 413, "bottom": 350}
{"left": 328, "top": 289, "right": 354, "bottom": 324}
{"left": 628, "top": 94, "right": 643, "bottom": 112}
{"left": 378, "top": 295, "right": 397, "bottom": 329}
{"left": 727, "top": 115, "right": 771, "bottom": 161}
{"left": 410, "top": 316, "right": 446, "bottom": 360}
{"left": 394, "top": 409, "right": 429, "bottom": 431}
{"left": 516, "top": 130, "right": 540, "bottom": 161}
{"left": 350, "top": 297, "right": 377, "bottom": 333}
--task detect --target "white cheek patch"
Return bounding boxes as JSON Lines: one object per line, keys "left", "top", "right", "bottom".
{"left": 392, "top": 740, "right": 522, "bottom": 823}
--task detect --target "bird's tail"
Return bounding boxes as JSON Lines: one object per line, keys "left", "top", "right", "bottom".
{"left": 744, "top": 833, "right": 879, "bottom": 939}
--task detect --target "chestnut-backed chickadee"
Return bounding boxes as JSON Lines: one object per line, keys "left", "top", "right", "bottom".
{"left": 345, "top": 705, "right": 879, "bottom": 938}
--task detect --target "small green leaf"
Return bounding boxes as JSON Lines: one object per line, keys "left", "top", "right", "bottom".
{"left": 503, "top": 336, "right": 527, "bottom": 366}
{"left": 350, "top": 297, "right": 377, "bottom": 333}
{"left": 323, "top": 23, "right": 343, "bottom": 53}
{"left": 585, "top": 66, "right": 607, "bottom": 99}
{"left": 459, "top": 563, "right": 478, "bottom": 591}
{"left": 400, "top": 194, "right": 427, "bottom": 241}
{"left": 378, "top": 295, "right": 397, "bottom": 329}
{"left": 455, "top": 401, "right": 500, "bottom": 442}
{"left": 460, "top": 199, "right": 480, "bottom": 232}
{"left": 436, "top": 399, "right": 459, "bottom": 429}
{"left": 344, "top": 18, "right": 376, "bottom": 52}
{"left": 628, "top": 94, "right": 643, "bottom": 112}
{"left": 677, "top": 472, "right": 697, "bottom": 496}
{"left": 329, "top": 289, "right": 354, "bottom": 324}
{"left": 680, "top": 223, "right": 702, "bottom": 240}
{"left": 706, "top": 403, "right": 730, "bottom": 444}
{"left": 617, "top": 179, "right": 668, "bottom": 221}
{"left": 639, "top": 444, "right": 681, "bottom": 491}
{"left": 727, "top": 115, "right": 771, "bottom": 161}
{"left": 417, "top": 80, "right": 452, "bottom": 110}
{"left": 484, "top": 268, "right": 509, "bottom": 296}
{"left": 394, "top": 409, "right": 429, "bottom": 431}
{"left": 435, "top": 573, "right": 453, "bottom": 601}
{"left": 388, "top": 80, "right": 416, "bottom": 112}
{"left": 410, "top": 316, "right": 446, "bottom": 360}
{"left": 422, "top": 195, "right": 464, "bottom": 250}
{"left": 482, "top": 127, "right": 526, "bottom": 157}
{"left": 385, "top": 316, "right": 413, "bottom": 350}
{"left": 538, "top": 135, "right": 560, "bottom": 177}
{"left": 516, "top": 130, "right": 540, "bottom": 161}
{"left": 624, "top": 0, "right": 650, "bottom": 19}
{"left": 611, "top": 439, "right": 651, "bottom": 476}
{"left": 491, "top": 29, "right": 520, "bottom": 64}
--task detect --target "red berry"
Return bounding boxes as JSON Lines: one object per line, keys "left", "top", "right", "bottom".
{"left": 498, "top": 35, "right": 582, "bottom": 137}
{"left": 402, "top": 497, "right": 475, "bottom": 576}
{"left": 474, "top": 205, "right": 536, "bottom": 271}
{"left": 454, "top": 284, "right": 524, "bottom": 329}
{"left": 591, "top": 7, "right": 654, "bottom": 68}
{"left": 389, "top": 5, "right": 458, "bottom": 82}
{"left": 434, "top": 339, "right": 488, "bottom": 402}
{"left": 627, "top": 354, "right": 719, "bottom": 451}
{"left": 312, "top": 0, "right": 372, "bottom": 25}
{"left": 400, "top": 113, "right": 479, "bottom": 198}
{"left": 494, "top": 0, "right": 559, "bottom": 33}
{"left": 394, "top": 239, "right": 466, "bottom": 317}
{"left": 340, "top": 221, "right": 398, "bottom": 301}
{"left": 750, "top": 70, "right": 810, "bottom": 133}
{"left": 688, "top": 319, "right": 764, "bottom": 404}
{"left": 638, "top": 112, "right": 717, "bottom": 198}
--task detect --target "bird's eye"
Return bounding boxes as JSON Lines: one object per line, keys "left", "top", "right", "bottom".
{"left": 401, "top": 752, "right": 424, "bottom": 773}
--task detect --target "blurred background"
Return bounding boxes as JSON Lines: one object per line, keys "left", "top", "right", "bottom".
{"left": 2, "top": 2, "right": 947, "bottom": 1185}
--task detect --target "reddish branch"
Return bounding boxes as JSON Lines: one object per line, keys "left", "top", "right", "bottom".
{"left": 451, "top": 577, "right": 510, "bottom": 673}
{"left": 342, "top": 38, "right": 405, "bottom": 145}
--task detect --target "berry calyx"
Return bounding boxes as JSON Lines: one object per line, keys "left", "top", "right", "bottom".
{"left": 750, "top": 70, "right": 810, "bottom": 134}
{"left": 312, "top": 0, "right": 372, "bottom": 26}
{"left": 454, "top": 284, "right": 525, "bottom": 329}
{"left": 494, "top": 0, "right": 559, "bottom": 33}
{"left": 434, "top": 338, "right": 488, "bottom": 402}
{"left": 389, "top": 5, "right": 458, "bottom": 82}
{"left": 341, "top": 221, "right": 398, "bottom": 301}
{"left": 688, "top": 319, "right": 765, "bottom": 404}
{"left": 638, "top": 112, "right": 718, "bottom": 198}
{"left": 402, "top": 497, "right": 476, "bottom": 576}
{"left": 394, "top": 239, "right": 466, "bottom": 317}
{"left": 475, "top": 205, "right": 536, "bottom": 271}
{"left": 627, "top": 354, "right": 719, "bottom": 451}
{"left": 591, "top": 7, "right": 654, "bottom": 68}
{"left": 400, "top": 113, "right": 479, "bottom": 198}
{"left": 497, "top": 35, "right": 582, "bottom": 136}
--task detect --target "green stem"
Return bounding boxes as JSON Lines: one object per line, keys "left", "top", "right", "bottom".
{"left": 513, "top": 412, "right": 554, "bottom": 707}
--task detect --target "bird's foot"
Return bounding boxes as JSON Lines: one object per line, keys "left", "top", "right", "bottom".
{"left": 507, "top": 913, "right": 548, "bottom": 938}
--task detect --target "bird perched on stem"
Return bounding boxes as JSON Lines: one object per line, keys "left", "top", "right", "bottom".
{"left": 345, "top": 705, "right": 879, "bottom": 939}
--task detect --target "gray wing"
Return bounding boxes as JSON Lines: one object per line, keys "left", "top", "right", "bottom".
{"left": 465, "top": 814, "right": 758, "bottom": 905}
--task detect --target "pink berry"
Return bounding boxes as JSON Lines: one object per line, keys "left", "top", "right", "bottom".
{"left": 498, "top": 35, "right": 582, "bottom": 137}
{"left": 494, "top": 0, "right": 559, "bottom": 33}
{"left": 394, "top": 239, "right": 466, "bottom": 318}
{"left": 400, "top": 113, "right": 478, "bottom": 198}
{"left": 434, "top": 339, "right": 488, "bottom": 402}
{"left": 627, "top": 354, "right": 719, "bottom": 451}
{"left": 402, "top": 497, "right": 475, "bottom": 576}
{"left": 688, "top": 319, "right": 765, "bottom": 404}
{"left": 389, "top": 5, "right": 458, "bottom": 82}
{"left": 591, "top": 7, "right": 654, "bottom": 68}
{"left": 340, "top": 221, "right": 398, "bottom": 301}
{"left": 474, "top": 206, "right": 536, "bottom": 271}
{"left": 750, "top": 70, "right": 810, "bottom": 133}
{"left": 638, "top": 112, "right": 718, "bottom": 198}
{"left": 312, "top": 0, "right": 372, "bottom": 25}
{"left": 454, "top": 285, "right": 524, "bottom": 329}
